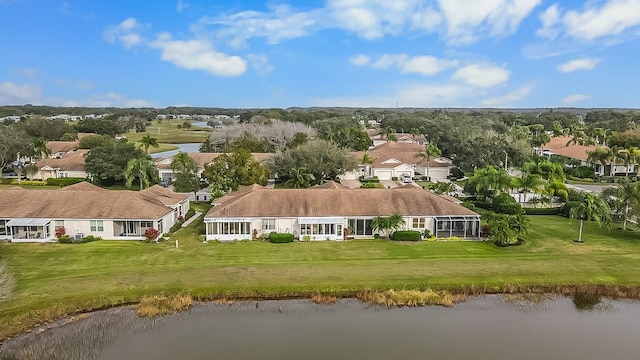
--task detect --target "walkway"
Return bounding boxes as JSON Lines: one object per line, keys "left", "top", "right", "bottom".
{"left": 380, "top": 180, "right": 399, "bottom": 189}
{"left": 181, "top": 211, "right": 202, "bottom": 228}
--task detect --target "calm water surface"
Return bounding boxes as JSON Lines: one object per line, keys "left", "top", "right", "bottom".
{"left": 150, "top": 143, "right": 202, "bottom": 159}
{"left": 2, "top": 295, "right": 640, "bottom": 360}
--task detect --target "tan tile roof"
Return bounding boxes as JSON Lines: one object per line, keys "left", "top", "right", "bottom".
{"left": 438, "top": 194, "right": 462, "bottom": 204}
{"left": 36, "top": 150, "right": 89, "bottom": 172}
{"left": 58, "top": 182, "right": 106, "bottom": 191}
{"left": 311, "top": 181, "right": 349, "bottom": 189}
{"left": 46, "top": 141, "right": 78, "bottom": 154}
{"left": 0, "top": 186, "right": 184, "bottom": 220}
{"left": 368, "top": 142, "right": 451, "bottom": 168}
{"left": 77, "top": 132, "right": 98, "bottom": 140}
{"left": 139, "top": 185, "right": 190, "bottom": 206}
{"left": 542, "top": 136, "right": 574, "bottom": 150}
{"left": 550, "top": 145, "right": 596, "bottom": 161}
{"left": 205, "top": 186, "right": 478, "bottom": 218}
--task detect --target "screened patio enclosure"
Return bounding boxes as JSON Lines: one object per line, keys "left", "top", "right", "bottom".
{"left": 6, "top": 218, "right": 52, "bottom": 241}
{"left": 434, "top": 216, "right": 481, "bottom": 239}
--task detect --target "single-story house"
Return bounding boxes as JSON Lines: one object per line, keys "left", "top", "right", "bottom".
{"left": 35, "top": 149, "right": 89, "bottom": 180}
{"left": 0, "top": 182, "right": 190, "bottom": 242}
{"left": 343, "top": 142, "right": 454, "bottom": 182}
{"left": 46, "top": 141, "right": 79, "bottom": 159}
{"left": 204, "top": 184, "right": 480, "bottom": 241}
{"left": 156, "top": 152, "right": 274, "bottom": 181}
{"left": 540, "top": 136, "right": 637, "bottom": 176}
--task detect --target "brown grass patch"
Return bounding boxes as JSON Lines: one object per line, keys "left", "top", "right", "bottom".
{"left": 0, "top": 262, "right": 15, "bottom": 302}
{"left": 311, "top": 294, "right": 338, "bottom": 304}
{"left": 136, "top": 295, "right": 193, "bottom": 318}
{"left": 213, "top": 298, "right": 234, "bottom": 305}
{"left": 357, "top": 289, "right": 460, "bottom": 307}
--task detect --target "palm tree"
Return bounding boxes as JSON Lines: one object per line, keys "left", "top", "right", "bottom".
{"left": 603, "top": 180, "right": 640, "bottom": 230}
{"left": 489, "top": 215, "right": 516, "bottom": 246}
{"left": 285, "top": 167, "right": 312, "bottom": 188}
{"left": 171, "top": 152, "right": 198, "bottom": 173}
{"left": 361, "top": 153, "right": 374, "bottom": 179}
{"left": 32, "top": 138, "right": 50, "bottom": 160}
{"left": 616, "top": 145, "right": 638, "bottom": 177}
{"left": 470, "top": 166, "right": 512, "bottom": 201}
{"left": 587, "top": 147, "right": 613, "bottom": 177}
{"left": 140, "top": 134, "right": 160, "bottom": 154}
{"left": 509, "top": 212, "right": 530, "bottom": 240}
{"left": 570, "top": 193, "right": 612, "bottom": 243}
{"left": 371, "top": 214, "right": 406, "bottom": 238}
{"left": 415, "top": 142, "right": 441, "bottom": 182}
{"left": 516, "top": 173, "right": 543, "bottom": 203}
{"left": 124, "top": 157, "right": 159, "bottom": 190}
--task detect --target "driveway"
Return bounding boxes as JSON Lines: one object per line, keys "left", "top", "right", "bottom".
{"left": 380, "top": 180, "right": 399, "bottom": 189}
{"left": 339, "top": 179, "right": 361, "bottom": 189}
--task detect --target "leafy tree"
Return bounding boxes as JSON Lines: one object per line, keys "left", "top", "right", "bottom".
{"left": 171, "top": 152, "right": 198, "bottom": 173}
{"left": 587, "top": 147, "right": 613, "bottom": 176}
{"left": 85, "top": 139, "right": 146, "bottom": 184}
{"left": 415, "top": 143, "right": 441, "bottom": 181}
{"left": 182, "top": 121, "right": 192, "bottom": 130}
{"left": 18, "top": 118, "right": 75, "bottom": 141}
{"left": 171, "top": 152, "right": 201, "bottom": 199}
{"left": 140, "top": 134, "right": 160, "bottom": 154}
{"left": 569, "top": 193, "right": 611, "bottom": 243}
{"left": 32, "top": 138, "right": 50, "bottom": 160}
{"left": 331, "top": 127, "right": 372, "bottom": 151}
{"left": 124, "top": 157, "right": 159, "bottom": 190}
{"left": 25, "top": 163, "right": 39, "bottom": 181}
{"left": 0, "top": 126, "right": 31, "bottom": 172}
{"left": 203, "top": 149, "right": 269, "bottom": 192}
{"left": 515, "top": 173, "right": 543, "bottom": 203}
{"left": 76, "top": 117, "right": 125, "bottom": 137}
{"left": 371, "top": 214, "right": 406, "bottom": 238}
{"left": 361, "top": 152, "right": 374, "bottom": 178}
{"left": 267, "top": 140, "right": 358, "bottom": 184}
{"left": 284, "top": 167, "right": 312, "bottom": 188}
{"left": 468, "top": 166, "right": 512, "bottom": 201}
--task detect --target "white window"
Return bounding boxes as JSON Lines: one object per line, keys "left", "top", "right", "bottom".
{"left": 54, "top": 220, "right": 64, "bottom": 230}
{"left": 59, "top": 172, "right": 69, "bottom": 178}
{"left": 207, "top": 222, "right": 251, "bottom": 235}
{"left": 90, "top": 220, "right": 103, "bottom": 232}
{"left": 261, "top": 219, "right": 275, "bottom": 231}
{"left": 140, "top": 221, "right": 154, "bottom": 229}
{"left": 413, "top": 218, "right": 426, "bottom": 228}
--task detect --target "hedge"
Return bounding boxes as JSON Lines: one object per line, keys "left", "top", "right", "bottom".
{"left": 359, "top": 177, "right": 380, "bottom": 183}
{"left": 46, "top": 178, "right": 86, "bottom": 186}
{"left": 268, "top": 232, "right": 294, "bottom": 243}
{"left": 391, "top": 230, "right": 422, "bottom": 241}
{"left": 524, "top": 207, "right": 562, "bottom": 215}
{"left": 472, "top": 201, "right": 492, "bottom": 210}
{"left": 10, "top": 180, "right": 46, "bottom": 186}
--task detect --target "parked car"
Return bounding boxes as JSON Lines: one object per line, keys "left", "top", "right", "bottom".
{"left": 401, "top": 174, "right": 412, "bottom": 183}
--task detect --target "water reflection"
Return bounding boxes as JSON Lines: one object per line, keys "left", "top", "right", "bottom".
{"left": 2, "top": 296, "right": 640, "bottom": 360}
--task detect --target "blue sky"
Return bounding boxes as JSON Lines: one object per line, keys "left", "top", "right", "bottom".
{"left": 1, "top": 0, "right": 639, "bottom": 108}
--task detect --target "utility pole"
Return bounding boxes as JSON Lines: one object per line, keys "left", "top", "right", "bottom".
{"left": 503, "top": 150, "right": 508, "bottom": 171}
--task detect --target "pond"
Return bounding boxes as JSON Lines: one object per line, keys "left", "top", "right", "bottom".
{"left": 151, "top": 143, "right": 202, "bottom": 159}
{"left": 2, "top": 295, "right": 639, "bottom": 360}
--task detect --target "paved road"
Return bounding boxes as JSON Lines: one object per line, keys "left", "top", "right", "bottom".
{"left": 567, "top": 183, "right": 616, "bottom": 194}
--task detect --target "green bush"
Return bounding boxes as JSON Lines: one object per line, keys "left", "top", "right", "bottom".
{"left": 45, "top": 178, "right": 85, "bottom": 187}
{"left": 560, "top": 201, "right": 582, "bottom": 217}
{"left": 185, "top": 207, "right": 196, "bottom": 220}
{"left": 360, "top": 182, "right": 378, "bottom": 188}
{"left": 391, "top": 177, "right": 398, "bottom": 181}
{"left": 373, "top": 233, "right": 381, "bottom": 239}
{"left": 492, "top": 194, "right": 522, "bottom": 215}
{"left": 524, "top": 207, "right": 562, "bottom": 215}
{"left": 197, "top": 221, "right": 206, "bottom": 235}
{"left": 359, "top": 177, "right": 380, "bottom": 183}
{"left": 472, "top": 200, "right": 492, "bottom": 210}
{"left": 58, "top": 235, "right": 72, "bottom": 243}
{"left": 423, "top": 229, "right": 433, "bottom": 238}
{"left": 10, "top": 180, "right": 46, "bottom": 186}
{"left": 169, "top": 221, "right": 182, "bottom": 234}
{"left": 391, "top": 230, "right": 422, "bottom": 241}
{"left": 268, "top": 232, "right": 294, "bottom": 243}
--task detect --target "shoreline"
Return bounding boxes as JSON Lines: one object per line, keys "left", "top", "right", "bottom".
{"left": 3, "top": 284, "right": 640, "bottom": 342}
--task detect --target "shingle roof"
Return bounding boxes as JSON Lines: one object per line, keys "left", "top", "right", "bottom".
{"left": 550, "top": 145, "right": 596, "bottom": 161}
{"left": 205, "top": 186, "right": 478, "bottom": 218}
{"left": 0, "top": 185, "right": 187, "bottom": 220}
{"left": 139, "top": 185, "right": 190, "bottom": 206}
{"left": 46, "top": 141, "right": 78, "bottom": 154}
{"left": 367, "top": 142, "right": 451, "bottom": 168}
{"left": 36, "top": 150, "right": 89, "bottom": 171}
{"left": 58, "top": 182, "right": 106, "bottom": 192}
{"left": 157, "top": 152, "right": 274, "bottom": 170}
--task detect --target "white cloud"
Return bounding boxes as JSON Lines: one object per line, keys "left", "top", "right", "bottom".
{"left": 62, "top": 92, "right": 155, "bottom": 108}
{"left": 0, "top": 82, "right": 41, "bottom": 104}
{"left": 557, "top": 58, "right": 600, "bottom": 73}
{"left": 562, "top": 94, "right": 590, "bottom": 104}
{"left": 452, "top": 63, "right": 510, "bottom": 88}
{"left": 437, "top": 0, "right": 542, "bottom": 44}
{"left": 359, "top": 54, "right": 457, "bottom": 76}
{"left": 349, "top": 54, "right": 371, "bottom": 66}
{"left": 536, "top": 4, "right": 560, "bottom": 39}
{"left": 150, "top": 33, "right": 246, "bottom": 77}
{"left": 313, "top": 83, "right": 474, "bottom": 108}
{"left": 481, "top": 84, "right": 533, "bottom": 106}
{"left": 177, "top": 0, "right": 188, "bottom": 13}
{"left": 563, "top": 0, "right": 640, "bottom": 40}
{"left": 103, "top": 17, "right": 143, "bottom": 49}
{"left": 247, "top": 54, "right": 274, "bottom": 76}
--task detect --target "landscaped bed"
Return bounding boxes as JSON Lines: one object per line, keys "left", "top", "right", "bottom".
{"left": 1, "top": 215, "right": 640, "bottom": 339}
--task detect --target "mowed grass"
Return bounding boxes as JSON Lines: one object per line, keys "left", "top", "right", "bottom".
{"left": 125, "top": 120, "right": 212, "bottom": 144}
{"left": 1, "top": 215, "right": 640, "bottom": 338}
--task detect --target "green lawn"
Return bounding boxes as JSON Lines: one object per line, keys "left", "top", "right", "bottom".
{"left": 125, "top": 120, "right": 212, "bottom": 144}
{"left": 1, "top": 214, "right": 640, "bottom": 338}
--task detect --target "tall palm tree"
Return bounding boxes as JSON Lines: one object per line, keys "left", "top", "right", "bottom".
{"left": 471, "top": 166, "right": 512, "bottom": 200}
{"left": 516, "top": 173, "right": 543, "bottom": 203}
{"left": 587, "top": 146, "right": 613, "bottom": 176}
{"left": 361, "top": 153, "right": 374, "bottom": 179}
{"left": 171, "top": 152, "right": 198, "bottom": 173}
{"left": 570, "top": 193, "right": 611, "bottom": 243}
{"left": 509, "top": 212, "right": 530, "bottom": 240}
{"left": 371, "top": 214, "right": 406, "bottom": 238}
{"left": 285, "top": 167, "right": 312, "bottom": 189}
{"left": 124, "top": 157, "right": 159, "bottom": 190}
{"left": 415, "top": 142, "right": 441, "bottom": 182}
{"left": 140, "top": 134, "right": 160, "bottom": 154}
{"left": 603, "top": 180, "right": 640, "bottom": 230}
{"left": 617, "top": 145, "right": 639, "bottom": 177}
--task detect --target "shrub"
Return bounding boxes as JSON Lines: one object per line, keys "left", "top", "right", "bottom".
{"left": 481, "top": 224, "right": 490, "bottom": 237}
{"left": 45, "top": 178, "right": 85, "bottom": 187}
{"left": 144, "top": 228, "right": 160, "bottom": 242}
{"left": 185, "top": 208, "right": 195, "bottom": 220}
{"left": 373, "top": 233, "right": 381, "bottom": 239}
{"left": 391, "top": 176, "right": 398, "bottom": 181}
{"left": 197, "top": 221, "right": 206, "bottom": 235}
{"left": 10, "top": 180, "right": 46, "bottom": 186}
{"left": 360, "top": 182, "right": 378, "bottom": 189}
{"left": 177, "top": 215, "right": 184, "bottom": 223}
{"left": 58, "top": 235, "right": 72, "bottom": 243}
{"left": 560, "top": 201, "right": 582, "bottom": 218}
{"left": 137, "top": 295, "right": 193, "bottom": 318}
{"left": 390, "top": 230, "right": 422, "bottom": 241}
{"left": 524, "top": 207, "right": 561, "bottom": 215}
{"left": 472, "top": 200, "right": 492, "bottom": 210}
{"left": 169, "top": 221, "right": 182, "bottom": 234}
{"left": 268, "top": 232, "right": 294, "bottom": 243}
{"left": 449, "top": 167, "right": 465, "bottom": 180}
{"left": 423, "top": 229, "right": 432, "bottom": 239}
{"left": 359, "top": 177, "right": 380, "bottom": 183}
{"left": 492, "top": 194, "right": 522, "bottom": 215}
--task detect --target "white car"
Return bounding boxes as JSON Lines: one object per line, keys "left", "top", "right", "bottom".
{"left": 401, "top": 175, "right": 412, "bottom": 183}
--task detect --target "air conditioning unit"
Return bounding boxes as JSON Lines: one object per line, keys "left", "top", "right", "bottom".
{"left": 74, "top": 233, "right": 85, "bottom": 240}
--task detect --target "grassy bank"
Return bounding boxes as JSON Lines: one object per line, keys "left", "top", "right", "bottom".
{"left": 1, "top": 215, "right": 640, "bottom": 339}
{"left": 124, "top": 120, "right": 211, "bottom": 144}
